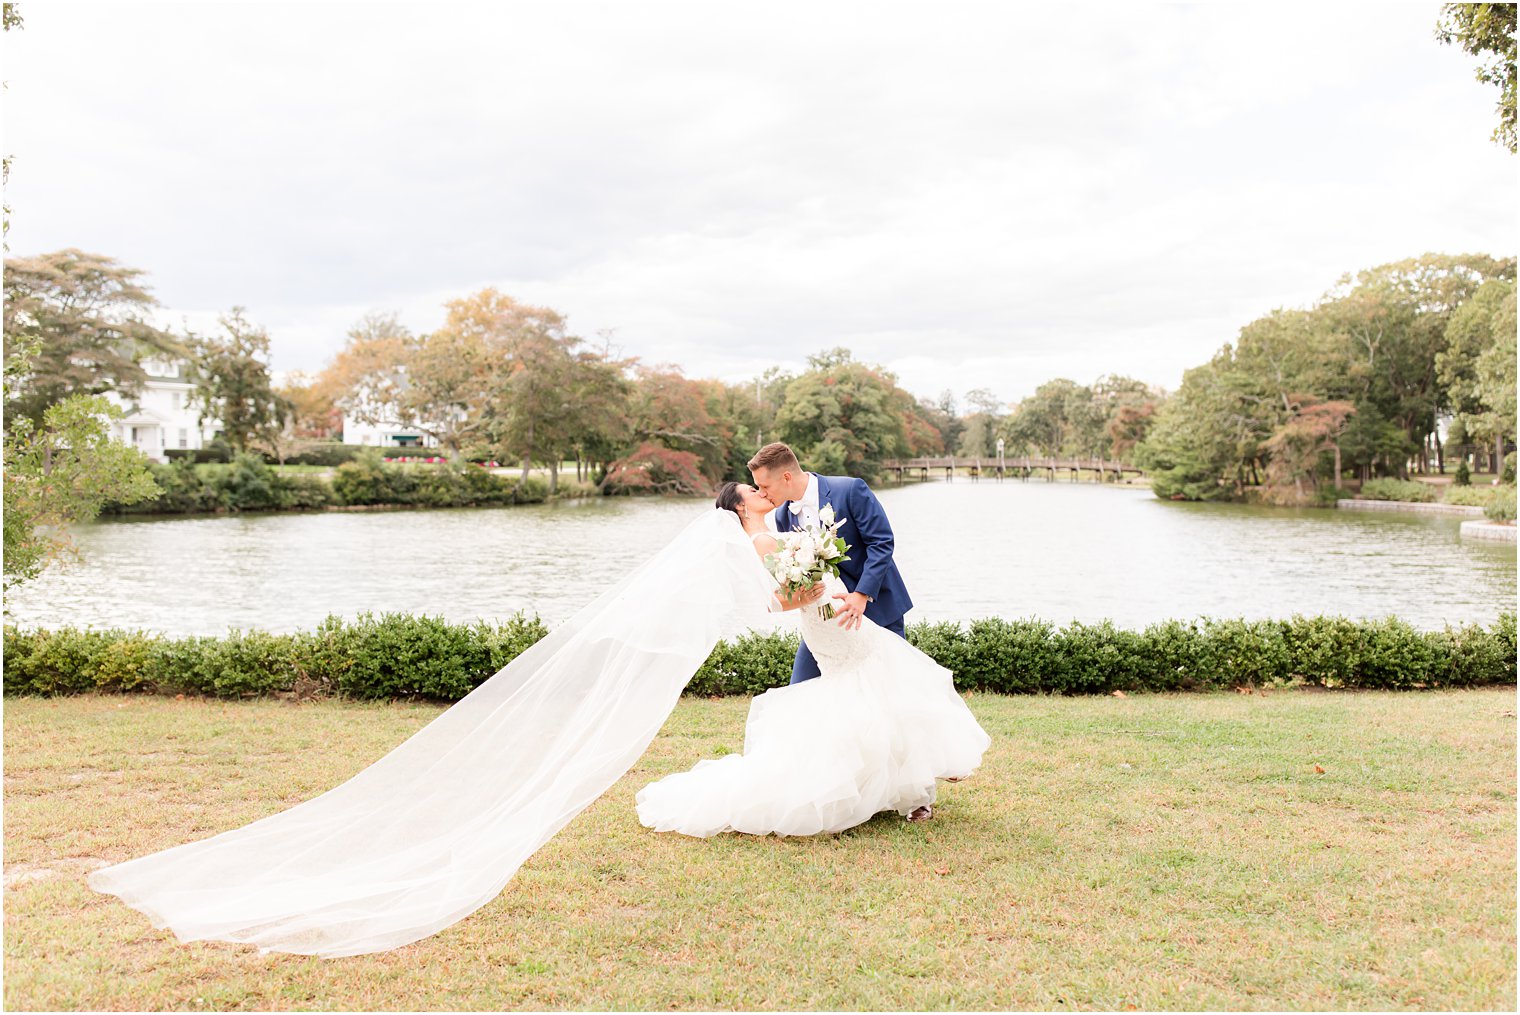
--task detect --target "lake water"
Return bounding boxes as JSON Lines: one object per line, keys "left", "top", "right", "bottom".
{"left": 4, "top": 482, "right": 1514, "bottom": 635}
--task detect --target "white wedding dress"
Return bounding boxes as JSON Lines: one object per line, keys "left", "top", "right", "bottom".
{"left": 86, "top": 509, "right": 988, "bottom": 958}
{"left": 635, "top": 569, "right": 991, "bottom": 837}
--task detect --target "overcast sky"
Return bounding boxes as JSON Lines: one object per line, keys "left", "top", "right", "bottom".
{"left": 3, "top": 1, "right": 1514, "bottom": 406}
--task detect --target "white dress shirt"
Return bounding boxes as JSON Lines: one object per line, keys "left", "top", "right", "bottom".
{"left": 793, "top": 473, "right": 820, "bottom": 529}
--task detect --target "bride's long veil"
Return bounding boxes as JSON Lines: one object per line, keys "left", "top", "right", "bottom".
{"left": 88, "top": 509, "right": 776, "bottom": 957}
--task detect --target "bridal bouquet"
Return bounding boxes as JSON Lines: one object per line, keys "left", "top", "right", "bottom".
{"left": 764, "top": 504, "right": 851, "bottom": 618}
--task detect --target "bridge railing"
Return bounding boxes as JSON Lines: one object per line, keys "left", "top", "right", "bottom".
{"left": 882, "top": 456, "right": 1143, "bottom": 471}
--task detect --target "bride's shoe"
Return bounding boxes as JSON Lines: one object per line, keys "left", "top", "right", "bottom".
{"left": 906, "top": 804, "right": 934, "bottom": 822}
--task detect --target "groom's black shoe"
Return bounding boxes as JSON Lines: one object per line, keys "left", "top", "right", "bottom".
{"left": 906, "top": 805, "right": 934, "bottom": 823}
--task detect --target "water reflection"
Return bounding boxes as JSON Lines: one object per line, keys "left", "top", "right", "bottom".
{"left": 5, "top": 482, "right": 1513, "bottom": 635}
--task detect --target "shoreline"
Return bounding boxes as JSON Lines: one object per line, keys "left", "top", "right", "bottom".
{"left": 1460, "top": 518, "right": 1519, "bottom": 543}
{"left": 1336, "top": 498, "right": 1487, "bottom": 517}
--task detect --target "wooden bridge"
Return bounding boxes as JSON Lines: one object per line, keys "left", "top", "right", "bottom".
{"left": 882, "top": 456, "right": 1145, "bottom": 483}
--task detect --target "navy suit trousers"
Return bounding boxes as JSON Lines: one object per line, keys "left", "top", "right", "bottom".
{"left": 789, "top": 615, "right": 907, "bottom": 685}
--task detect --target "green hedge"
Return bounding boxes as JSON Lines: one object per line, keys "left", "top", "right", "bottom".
{"left": 3, "top": 613, "right": 549, "bottom": 700}
{"left": 105, "top": 453, "right": 549, "bottom": 514}
{"left": 1356, "top": 478, "right": 1438, "bottom": 503}
{"left": 1443, "top": 485, "right": 1499, "bottom": 507}
{"left": 5, "top": 613, "right": 1513, "bottom": 701}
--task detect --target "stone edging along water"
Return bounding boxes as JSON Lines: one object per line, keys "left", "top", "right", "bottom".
{"left": 1336, "top": 499, "right": 1485, "bottom": 517}
{"left": 1460, "top": 519, "right": 1518, "bottom": 543}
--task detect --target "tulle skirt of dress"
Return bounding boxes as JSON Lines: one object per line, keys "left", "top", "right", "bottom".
{"left": 635, "top": 616, "right": 991, "bottom": 837}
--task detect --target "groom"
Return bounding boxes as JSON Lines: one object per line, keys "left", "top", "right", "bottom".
{"left": 747, "top": 442, "right": 913, "bottom": 685}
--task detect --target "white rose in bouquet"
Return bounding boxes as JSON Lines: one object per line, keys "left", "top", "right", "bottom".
{"left": 762, "top": 511, "right": 852, "bottom": 620}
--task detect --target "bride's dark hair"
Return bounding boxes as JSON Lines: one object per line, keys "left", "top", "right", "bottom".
{"left": 714, "top": 481, "right": 745, "bottom": 520}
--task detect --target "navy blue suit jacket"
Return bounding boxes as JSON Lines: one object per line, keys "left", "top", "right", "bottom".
{"left": 772, "top": 473, "right": 912, "bottom": 627}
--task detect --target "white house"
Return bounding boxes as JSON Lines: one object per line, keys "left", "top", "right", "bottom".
{"left": 103, "top": 358, "right": 220, "bottom": 462}
{"left": 340, "top": 395, "right": 443, "bottom": 448}
{"left": 340, "top": 414, "right": 439, "bottom": 448}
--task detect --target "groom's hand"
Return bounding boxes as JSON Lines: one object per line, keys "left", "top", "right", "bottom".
{"left": 834, "top": 591, "right": 869, "bottom": 630}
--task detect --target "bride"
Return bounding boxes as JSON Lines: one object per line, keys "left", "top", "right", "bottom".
{"left": 89, "top": 489, "right": 989, "bottom": 958}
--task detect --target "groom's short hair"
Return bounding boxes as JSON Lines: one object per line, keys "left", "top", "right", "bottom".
{"left": 748, "top": 442, "right": 799, "bottom": 473}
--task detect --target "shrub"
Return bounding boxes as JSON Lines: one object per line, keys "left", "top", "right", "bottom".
{"left": 1135, "top": 619, "right": 1209, "bottom": 691}
{"left": 1504, "top": 452, "right": 1516, "bottom": 485}
{"left": 1057, "top": 620, "right": 1146, "bottom": 694}
{"left": 549, "top": 478, "right": 600, "bottom": 500}
{"left": 196, "top": 629, "right": 300, "bottom": 697}
{"left": 1284, "top": 614, "right": 1364, "bottom": 687}
{"left": 279, "top": 473, "right": 338, "bottom": 509}
{"left": 1198, "top": 618, "right": 1292, "bottom": 688}
{"left": 2, "top": 627, "right": 108, "bottom": 695}
{"left": 1454, "top": 459, "right": 1472, "bottom": 486}
{"left": 330, "top": 452, "right": 391, "bottom": 506}
{"left": 94, "top": 635, "right": 159, "bottom": 692}
{"left": 1436, "top": 618, "right": 1516, "bottom": 688}
{"left": 218, "top": 454, "right": 285, "bottom": 511}
{"left": 107, "top": 456, "right": 337, "bottom": 514}
{"left": 1358, "top": 478, "right": 1437, "bottom": 503}
{"left": 688, "top": 629, "right": 800, "bottom": 696}
{"left": 1443, "top": 485, "right": 1497, "bottom": 507}
{"left": 297, "top": 612, "right": 539, "bottom": 700}
{"left": 107, "top": 450, "right": 546, "bottom": 515}
{"left": 163, "top": 439, "right": 233, "bottom": 465}
{"left": 284, "top": 442, "right": 364, "bottom": 467}
{"left": 975, "top": 617, "right": 1066, "bottom": 693}
{"left": 1349, "top": 617, "right": 1440, "bottom": 690}
{"left": 381, "top": 447, "right": 448, "bottom": 461}
{"left": 1485, "top": 486, "right": 1516, "bottom": 521}
{"left": 513, "top": 477, "right": 549, "bottom": 504}
{"left": 151, "top": 635, "right": 220, "bottom": 695}
{"left": 5, "top": 612, "right": 1515, "bottom": 700}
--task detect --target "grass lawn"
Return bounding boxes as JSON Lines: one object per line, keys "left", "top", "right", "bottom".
{"left": 4, "top": 690, "right": 1514, "bottom": 1011}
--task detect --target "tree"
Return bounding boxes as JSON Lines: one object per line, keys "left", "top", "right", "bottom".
{"left": 1437, "top": 2, "right": 1518, "bottom": 152}
{"left": 3, "top": 341, "right": 158, "bottom": 588}
{"left": 1324, "top": 253, "right": 1514, "bottom": 473}
{"left": 894, "top": 387, "right": 947, "bottom": 456}
{"left": 1107, "top": 402, "right": 1157, "bottom": 462}
{"left": 1438, "top": 278, "right": 1512, "bottom": 415}
{"left": 452, "top": 293, "right": 621, "bottom": 491}
{"left": 189, "top": 308, "right": 291, "bottom": 458}
{"left": 1472, "top": 284, "right": 1518, "bottom": 468}
{"left": 277, "top": 370, "right": 342, "bottom": 440}
{"left": 2, "top": 249, "right": 182, "bottom": 423}
{"left": 562, "top": 347, "right": 632, "bottom": 484}
{"left": 1440, "top": 278, "right": 1517, "bottom": 469}
{"left": 998, "top": 378, "right": 1095, "bottom": 458}
{"left": 613, "top": 366, "right": 724, "bottom": 487}
{"left": 323, "top": 310, "right": 419, "bottom": 441}
{"left": 1134, "top": 358, "right": 1258, "bottom": 500}
{"left": 1093, "top": 374, "right": 1162, "bottom": 462}
{"left": 1260, "top": 398, "right": 1356, "bottom": 502}
{"left": 772, "top": 349, "right": 909, "bottom": 480}
{"left": 923, "top": 390, "right": 964, "bottom": 454}
{"left": 600, "top": 441, "right": 708, "bottom": 496}
{"left": 3, "top": 3, "right": 22, "bottom": 246}
{"left": 954, "top": 387, "right": 1004, "bottom": 459}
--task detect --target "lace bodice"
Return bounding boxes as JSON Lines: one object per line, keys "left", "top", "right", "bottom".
{"left": 798, "top": 574, "right": 879, "bottom": 676}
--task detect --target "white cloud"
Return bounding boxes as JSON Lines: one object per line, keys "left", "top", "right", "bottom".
{"left": 4, "top": 0, "right": 1513, "bottom": 410}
